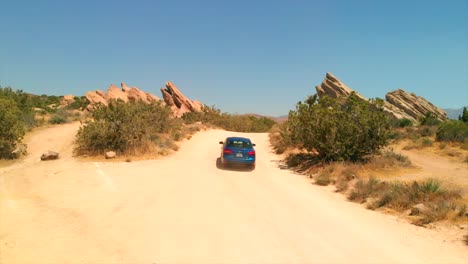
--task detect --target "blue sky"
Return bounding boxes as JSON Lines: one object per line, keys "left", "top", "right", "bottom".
{"left": 1, "top": 0, "right": 467, "bottom": 116}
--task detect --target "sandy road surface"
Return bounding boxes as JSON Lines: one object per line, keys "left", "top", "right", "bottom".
{"left": 1, "top": 124, "right": 467, "bottom": 264}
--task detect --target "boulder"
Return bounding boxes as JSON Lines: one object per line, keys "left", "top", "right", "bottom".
{"left": 105, "top": 151, "right": 116, "bottom": 159}
{"left": 41, "top": 150, "right": 59, "bottom": 161}
{"left": 315, "top": 73, "right": 447, "bottom": 122}
{"left": 60, "top": 95, "right": 75, "bottom": 107}
{"left": 410, "top": 203, "right": 430, "bottom": 216}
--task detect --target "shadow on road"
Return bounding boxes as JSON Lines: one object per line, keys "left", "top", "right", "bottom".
{"left": 216, "top": 157, "right": 254, "bottom": 172}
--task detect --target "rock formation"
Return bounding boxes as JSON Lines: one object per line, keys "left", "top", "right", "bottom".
{"left": 160, "top": 81, "right": 204, "bottom": 117}
{"left": 85, "top": 82, "right": 203, "bottom": 117}
{"left": 385, "top": 89, "right": 447, "bottom": 122}
{"left": 85, "top": 83, "right": 160, "bottom": 111}
{"left": 316, "top": 73, "right": 366, "bottom": 100}
{"left": 315, "top": 73, "right": 447, "bottom": 122}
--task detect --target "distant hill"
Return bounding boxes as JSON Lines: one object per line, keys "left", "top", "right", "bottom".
{"left": 443, "top": 107, "right": 467, "bottom": 120}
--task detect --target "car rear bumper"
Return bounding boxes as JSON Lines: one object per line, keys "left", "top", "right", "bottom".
{"left": 223, "top": 156, "right": 255, "bottom": 165}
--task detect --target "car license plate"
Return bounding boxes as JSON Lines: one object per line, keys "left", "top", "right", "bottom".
{"left": 236, "top": 153, "right": 243, "bottom": 157}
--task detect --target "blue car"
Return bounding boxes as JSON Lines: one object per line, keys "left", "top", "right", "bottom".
{"left": 219, "top": 137, "right": 256, "bottom": 170}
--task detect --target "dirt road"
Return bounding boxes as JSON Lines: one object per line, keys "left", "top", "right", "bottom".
{"left": 1, "top": 124, "right": 467, "bottom": 263}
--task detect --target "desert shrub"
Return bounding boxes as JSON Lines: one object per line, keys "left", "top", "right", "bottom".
{"left": 75, "top": 100, "right": 178, "bottom": 155}
{"left": 373, "top": 179, "right": 460, "bottom": 211}
{"left": 49, "top": 109, "right": 71, "bottom": 124}
{"left": 335, "top": 166, "right": 357, "bottom": 192}
{"left": 182, "top": 105, "right": 276, "bottom": 132}
{"left": 0, "top": 97, "right": 26, "bottom": 159}
{"left": 419, "top": 112, "right": 442, "bottom": 126}
{"left": 314, "top": 166, "right": 334, "bottom": 186}
{"left": 416, "top": 125, "right": 437, "bottom": 137}
{"left": 348, "top": 177, "right": 386, "bottom": 203}
{"left": 390, "top": 118, "right": 413, "bottom": 128}
{"left": 421, "top": 138, "right": 433, "bottom": 147}
{"left": 436, "top": 120, "right": 468, "bottom": 143}
{"left": 286, "top": 93, "right": 390, "bottom": 161}
{"left": 67, "top": 96, "right": 89, "bottom": 110}
{"left": 269, "top": 122, "right": 295, "bottom": 154}
{"left": 368, "top": 150, "right": 411, "bottom": 168}
{"left": 0, "top": 86, "right": 36, "bottom": 129}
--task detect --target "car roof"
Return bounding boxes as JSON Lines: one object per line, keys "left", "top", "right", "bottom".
{"left": 226, "top": 137, "right": 252, "bottom": 142}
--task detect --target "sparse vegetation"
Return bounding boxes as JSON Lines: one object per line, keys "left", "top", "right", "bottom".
{"left": 182, "top": 105, "right": 276, "bottom": 132}
{"left": 436, "top": 120, "right": 468, "bottom": 143}
{"left": 349, "top": 177, "right": 464, "bottom": 224}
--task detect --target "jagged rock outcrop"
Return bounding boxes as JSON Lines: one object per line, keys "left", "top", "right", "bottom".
{"left": 85, "top": 90, "right": 108, "bottom": 110}
{"left": 161, "top": 81, "right": 203, "bottom": 117}
{"left": 315, "top": 73, "right": 447, "bottom": 122}
{"left": 316, "top": 73, "right": 366, "bottom": 100}
{"left": 385, "top": 89, "right": 447, "bottom": 122}
{"left": 85, "top": 83, "right": 160, "bottom": 111}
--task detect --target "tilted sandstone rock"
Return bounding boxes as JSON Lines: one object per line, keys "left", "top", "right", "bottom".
{"left": 316, "top": 72, "right": 366, "bottom": 100}
{"left": 315, "top": 73, "right": 447, "bottom": 122}
{"left": 85, "top": 90, "right": 108, "bottom": 111}
{"left": 161, "top": 81, "right": 203, "bottom": 117}
{"left": 386, "top": 89, "right": 447, "bottom": 122}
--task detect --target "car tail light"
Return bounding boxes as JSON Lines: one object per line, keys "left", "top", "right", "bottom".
{"left": 247, "top": 151, "right": 255, "bottom": 156}
{"left": 223, "top": 149, "right": 233, "bottom": 154}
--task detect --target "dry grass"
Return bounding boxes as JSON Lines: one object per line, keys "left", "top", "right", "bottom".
{"left": 347, "top": 177, "right": 465, "bottom": 225}
{"left": 287, "top": 148, "right": 466, "bottom": 226}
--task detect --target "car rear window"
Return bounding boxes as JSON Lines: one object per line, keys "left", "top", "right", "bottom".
{"left": 227, "top": 140, "right": 252, "bottom": 148}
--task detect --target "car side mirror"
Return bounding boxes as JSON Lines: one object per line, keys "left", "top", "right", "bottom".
{"left": 219, "top": 141, "right": 223, "bottom": 144}
{"left": 253, "top": 143, "right": 256, "bottom": 146}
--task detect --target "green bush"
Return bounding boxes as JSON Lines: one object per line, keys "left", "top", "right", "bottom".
{"left": 0, "top": 86, "right": 36, "bottom": 129}
{"left": 0, "top": 97, "right": 26, "bottom": 159}
{"left": 436, "top": 120, "right": 468, "bottom": 143}
{"left": 49, "top": 109, "right": 70, "bottom": 124}
{"left": 458, "top": 107, "right": 468, "bottom": 123}
{"left": 390, "top": 118, "right": 413, "bottom": 128}
{"left": 286, "top": 93, "right": 390, "bottom": 161}
{"left": 67, "top": 96, "right": 88, "bottom": 110}
{"left": 75, "top": 100, "right": 178, "bottom": 155}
